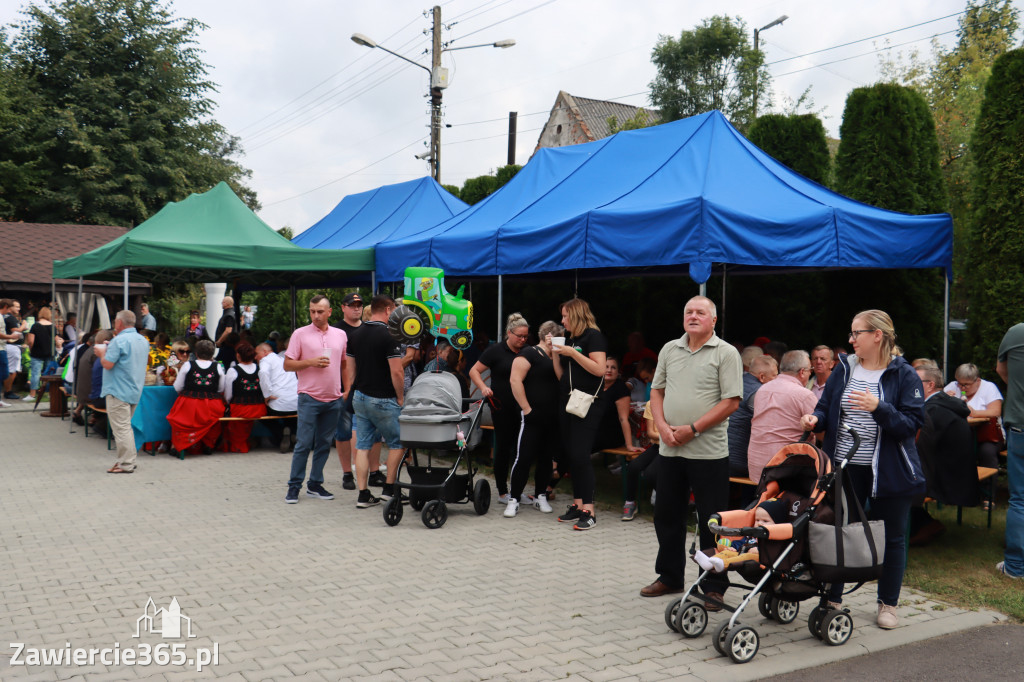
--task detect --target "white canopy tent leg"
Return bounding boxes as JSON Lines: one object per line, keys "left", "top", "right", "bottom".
{"left": 96, "top": 297, "right": 111, "bottom": 330}
{"left": 721, "top": 264, "right": 727, "bottom": 340}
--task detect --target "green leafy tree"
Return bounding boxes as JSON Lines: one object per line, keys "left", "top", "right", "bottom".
{"left": 649, "top": 15, "right": 768, "bottom": 131}
{"left": 832, "top": 83, "right": 947, "bottom": 359}
{"left": 606, "top": 109, "right": 657, "bottom": 135}
{"left": 965, "top": 49, "right": 1024, "bottom": 370}
{"left": 457, "top": 164, "right": 521, "bottom": 206}
{"left": 1, "top": 0, "right": 256, "bottom": 226}
{"left": 442, "top": 184, "right": 461, "bottom": 200}
{"left": 747, "top": 113, "right": 831, "bottom": 185}
{"left": 877, "top": 1, "right": 1021, "bottom": 315}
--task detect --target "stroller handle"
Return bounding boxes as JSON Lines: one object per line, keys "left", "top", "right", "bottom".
{"left": 836, "top": 423, "right": 861, "bottom": 470}
{"left": 707, "top": 511, "right": 810, "bottom": 540}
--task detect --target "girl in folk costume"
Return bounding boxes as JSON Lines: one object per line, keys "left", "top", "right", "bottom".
{"left": 168, "top": 339, "right": 225, "bottom": 454}
{"left": 223, "top": 341, "right": 266, "bottom": 452}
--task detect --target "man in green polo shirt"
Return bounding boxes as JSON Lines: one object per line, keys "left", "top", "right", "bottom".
{"left": 640, "top": 296, "right": 742, "bottom": 608}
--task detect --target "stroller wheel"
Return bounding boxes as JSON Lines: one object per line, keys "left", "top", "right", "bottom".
{"left": 422, "top": 500, "right": 448, "bottom": 529}
{"left": 808, "top": 606, "right": 825, "bottom": 640}
{"left": 726, "top": 626, "right": 760, "bottom": 664}
{"left": 473, "top": 479, "right": 491, "bottom": 515}
{"left": 664, "top": 598, "right": 682, "bottom": 633}
{"left": 757, "top": 593, "right": 773, "bottom": 619}
{"left": 770, "top": 597, "right": 800, "bottom": 624}
{"left": 383, "top": 497, "right": 403, "bottom": 527}
{"left": 819, "top": 609, "right": 853, "bottom": 646}
{"left": 675, "top": 602, "right": 709, "bottom": 639}
{"left": 713, "top": 620, "right": 733, "bottom": 656}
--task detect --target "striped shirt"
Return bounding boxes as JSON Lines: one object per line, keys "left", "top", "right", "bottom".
{"left": 835, "top": 364, "right": 885, "bottom": 466}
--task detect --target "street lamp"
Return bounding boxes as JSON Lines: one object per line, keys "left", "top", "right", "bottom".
{"left": 351, "top": 6, "right": 514, "bottom": 183}
{"left": 752, "top": 14, "right": 788, "bottom": 119}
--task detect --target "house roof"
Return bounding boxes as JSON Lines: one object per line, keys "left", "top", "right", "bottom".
{"left": 0, "top": 222, "right": 149, "bottom": 292}
{"left": 535, "top": 91, "right": 659, "bottom": 151}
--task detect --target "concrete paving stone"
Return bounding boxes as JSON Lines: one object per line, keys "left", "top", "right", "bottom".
{"left": 239, "top": 664, "right": 297, "bottom": 682}
{"left": 357, "top": 657, "right": 412, "bottom": 676}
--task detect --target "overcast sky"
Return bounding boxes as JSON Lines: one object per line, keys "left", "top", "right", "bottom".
{"left": 2, "top": 0, "right": 987, "bottom": 234}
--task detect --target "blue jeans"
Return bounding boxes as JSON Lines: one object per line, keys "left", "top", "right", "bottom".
{"left": 353, "top": 391, "right": 401, "bottom": 450}
{"left": 288, "top": 393, "right": 342, "bottom": 488}
{"left": 1004, "top": 427, "right": 1024, "bottom": 576}
{"left": 335, "top": 403, "right": 353, "bottom": 442}
{"left": 29, "top": 356, "right": 50, "bottom": 390}
{"left": 828, "top": 464, "right": 912, "bottom": 606}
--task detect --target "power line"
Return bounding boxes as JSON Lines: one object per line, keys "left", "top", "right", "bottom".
{"left": 263, "top": 136, "right": 428, "bottom": 207}
{"left": 773, "top": 28, "right": 961, "bottom": 78}
{"left": 448, "top": 0, "right": 561, "bottom": 44}
{"left": 766, "top": 10, "right": 966, "bottom": 66}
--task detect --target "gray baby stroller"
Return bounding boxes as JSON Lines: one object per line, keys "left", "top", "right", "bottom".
{"left": 384, "top": 371, "right": 489, "bottom": 529}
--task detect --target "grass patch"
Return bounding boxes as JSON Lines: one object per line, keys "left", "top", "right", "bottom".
{"left": 903, "top": 477, "right": 1024, "bottom": 621}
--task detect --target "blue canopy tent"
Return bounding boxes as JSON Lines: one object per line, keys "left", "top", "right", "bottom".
{"left": 374, "top": 109, "right": 954, "bottom": 366}
{"left": 375, "top": 110, "right": 951, "bottom": 283}
{"left": 292, "top": 176, "right": 466, "bottom": 258}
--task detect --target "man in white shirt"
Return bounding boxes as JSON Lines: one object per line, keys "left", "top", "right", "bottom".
{"left": 256, "top": 342, "right": 298, "bottom": 452}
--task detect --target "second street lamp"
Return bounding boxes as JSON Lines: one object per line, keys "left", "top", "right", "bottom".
{"left": 752, "top": 14, "right": 788, "bottom": 120}
{"left": 351, "top": 5, "right": 514, "bottom": 183}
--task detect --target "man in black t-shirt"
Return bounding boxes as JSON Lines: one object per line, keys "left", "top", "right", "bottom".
{"left": 347, "top": 295, "right": 405, "bottom": 507}
{"left": 214, "top": 296, "right": 236, "bottom": 348}
{"left": 333, "top": 292, "right": 384, "bottom": 490}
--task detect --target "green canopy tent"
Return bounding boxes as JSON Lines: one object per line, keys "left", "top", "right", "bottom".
{"left": 52, "top": 182, "right": 373, "bottom": 287}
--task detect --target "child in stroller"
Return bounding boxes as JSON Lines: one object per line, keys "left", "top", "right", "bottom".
{"left": 694, "top": 499, "right": 788, "bottom": 573}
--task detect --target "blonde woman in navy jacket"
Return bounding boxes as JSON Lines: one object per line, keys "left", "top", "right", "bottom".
{"left": 801, "top": 309, "right": 925, "bottom": 631}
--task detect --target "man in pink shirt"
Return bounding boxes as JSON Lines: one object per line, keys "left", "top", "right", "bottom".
{"left": 282, "top": 295, "right": 350, "bottom": 504}
{"left": 747, "top": 350, "right": 817, "bottom": 482}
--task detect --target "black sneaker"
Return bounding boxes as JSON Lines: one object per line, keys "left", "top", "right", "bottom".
{"left": 356, "top": 490, "right": 381, "bottom": 508}
{"left": 306, "top": 483, "right": 334, "bottom": 500}
{"left": 342, "top": 474, "right": 356, "bottom": 491}
{"left": 368, "top": 470, "right": 387, "bottom": 487}
{"left": 285, "top": 485, "right": 300, "bottom": 504}
{"left": 558, "top": 503, "right": 582, "bottom": 523}
{"left": 574, "top": 510, "right": 596, "bottom": 530}
{"left": 379, "top": 484, "right": 408, "bottom": 502}
{"left": 5, "top": 392, "right": 22, "bottom": 400}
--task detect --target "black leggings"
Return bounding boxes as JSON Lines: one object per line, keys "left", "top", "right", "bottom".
{"left": 559, "top": 401, "right": 602, "bottom": 505}
{"left": 510, "top": 410, "right": 560, "bottom": 500}
{"left": 625, "top": 444, "right": 660, "bottom": 501}
{"left": 491, "top": 408, "right": 520, "bottom": 496}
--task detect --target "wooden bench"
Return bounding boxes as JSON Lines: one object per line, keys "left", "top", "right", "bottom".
{"left": 923, "top": 466, "right": 999, "bottom": 529}
{"left": 82, "top": 404, "right": 113, "bottom": 450}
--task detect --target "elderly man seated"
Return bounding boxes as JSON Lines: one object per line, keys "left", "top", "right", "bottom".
{"left": 747, "top": 350, "right": 817, "bottom": 483}
{"left": 911, "top": 364, "right": 978, "bottom": 544}
{"left": 728, "top": 354, "right": 777, "bottom": 479}
{"left": 255, "top": 342, "right": 298, "bottom": 453}
{"left": 807, "top": 345, "right": 833, "bottom": 400}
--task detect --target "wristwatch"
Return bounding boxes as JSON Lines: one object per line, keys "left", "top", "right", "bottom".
{"left": 690, "top": 424, "right": 700, "bottom": 438}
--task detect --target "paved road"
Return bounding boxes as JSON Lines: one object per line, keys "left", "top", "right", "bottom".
{"left": 764, "top": 623, "right": 1024, "bottom": 681}
{"left": 0, "top": 406, "right": 1005, "bottom": 681}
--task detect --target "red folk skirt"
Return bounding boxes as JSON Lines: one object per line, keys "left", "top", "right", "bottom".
{"left": 167, "top": 395, "right": 224, "bottom": 453}
{"left": 223, "top": 402, "right": 267, "bottom": 453}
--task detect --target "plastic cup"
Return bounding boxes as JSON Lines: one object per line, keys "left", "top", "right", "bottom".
{"left": 321, "top": 347, "right": 332, "bottom": 361}
{"left": 551, "top": 336, "right": 565, "bottom": 349}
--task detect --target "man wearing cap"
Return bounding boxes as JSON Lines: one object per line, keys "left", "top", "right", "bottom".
{"left": 282, "top": 294, "right": 350, "bottom": 504}
{"left": 334, "top": 292, "right": 382, "bottom": 491}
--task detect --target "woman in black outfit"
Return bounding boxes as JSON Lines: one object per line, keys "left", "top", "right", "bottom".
{"left": 592, "top": 356, "right": 644, "bottom": 454}
{"left": 506, "top": 320, "right": 563, "bottom": 518}
{"left": 550, "top": 298, "right": 607, "bottom": 530}
{"left": 469, "top": 312, "right": 530, "bottom": 504}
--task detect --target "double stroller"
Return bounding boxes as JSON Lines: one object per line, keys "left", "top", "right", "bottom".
{"left": 665, "top": 431, "right": 878, "bottom": 664}
{"left": 383, "top": 371, "right": 490, "bottom": 529}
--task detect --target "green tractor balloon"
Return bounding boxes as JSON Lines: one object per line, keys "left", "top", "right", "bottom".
{"left": 388, "top": 267, "right": 474, "bottom": 350}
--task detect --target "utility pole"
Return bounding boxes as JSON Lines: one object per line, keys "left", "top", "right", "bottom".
{"left": 430, "top": 5, "right": 442, "bottom": 183}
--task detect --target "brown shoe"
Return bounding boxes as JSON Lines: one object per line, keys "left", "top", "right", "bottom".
{"left": 640, "top": 580, "right": 684, "bottom": 598}
{"left": 704, "top": 592, "right": 724, "bottom": 612}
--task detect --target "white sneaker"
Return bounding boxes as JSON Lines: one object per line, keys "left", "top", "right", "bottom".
{"left": 877, "top": 603, "right": 898, "bottom": 629}
{"left": 496, "top": 493, "right": 509, "bottom": 505}
{"left": 534, "top": 494, "right": 553, "bottom": 513}
{"left": 503, "top": 498, "right": 519, "bottom": 517}
{"left": 0, "top": 400, "right": 10, "bottom": 408}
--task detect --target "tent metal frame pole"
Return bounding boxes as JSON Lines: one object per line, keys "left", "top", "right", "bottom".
{"left": 721, "top": 264, "right": 727, "bottom": 340}
{"left": 943, "top": 275, "right": 950, "bottom": 383}
{"left": 123, "top": 268, "right": 129, "bottom": 310}
{"left": 371, "top": 272, "right": 376, "bottom": 295}
{"left": 699, "top": 281, "right": 707, "bottom": 297}
{"left": 290, "top": 286, "right": 297, "bottom": 331}
{"left": 497, "top": 275, "right": 503, "bottom": 342}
